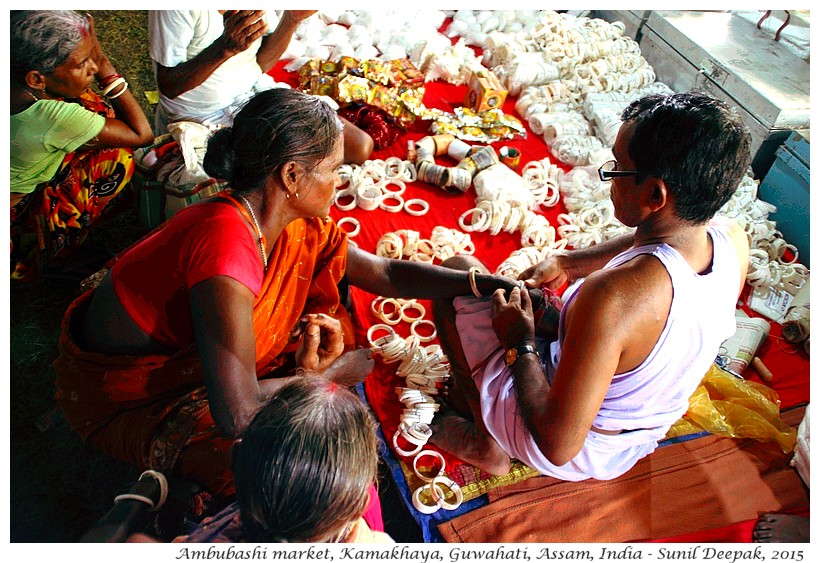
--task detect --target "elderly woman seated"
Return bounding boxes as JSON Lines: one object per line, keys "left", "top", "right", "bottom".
{"left": 10, "top": 10, "right": 153, "bottom": 280}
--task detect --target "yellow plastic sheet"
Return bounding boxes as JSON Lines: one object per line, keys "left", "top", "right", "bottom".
{"left": 666, "top": 363, "right": 797, "bottom": 453}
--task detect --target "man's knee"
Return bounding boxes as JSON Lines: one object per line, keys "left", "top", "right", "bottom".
{"left": 343, "top": 126, "right": 374, "bottom": 165}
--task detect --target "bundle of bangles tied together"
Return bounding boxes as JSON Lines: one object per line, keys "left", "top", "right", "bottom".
{"left": 366, "top": 315, "right": 464, "bottom": 514}
{"left": 375, "top": 227, "right": 474, "bottom": 264}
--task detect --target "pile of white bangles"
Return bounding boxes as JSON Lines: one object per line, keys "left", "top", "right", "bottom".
{"left": 558, "top": 166, "right": 610, "bottom": 212}
{"left": 495, "top": 244, "right": 565, "bottom": 280}
{"left": 717, "top": 174, "right": 809, "bottom": 295}
{"left": 472, "top": 163, "right": 535, "bottom": 208}
{"left": 435, "top": 10, "right": 663, "bottom": 166}
{"left": 376, "top": 228, "right": 475, "bottom": 263}
{"left": 459, "top": 199, "right": 530, "bottom": 236}
{"left": 491, "top": 51, "right": 561, "bottom": 97}
{"left": 557, "top": 201, "right": 633, "bottom": 249}
{"left": 532, "top": 110, "right": 592, "bottom": 141}
{"left": 366, "top": 321, "right": 463, "bottom": 513}
{"left": 370, "top": 296, "right": 431, "bottom": 332}
{"left": 458, "top": 197, "right": 568, "bottom": 252}
{"left": 550, "top": 134, "right": 608, "bottom": 167}
{"left": 335, "top": 159, "right": 430, "bottom": 217}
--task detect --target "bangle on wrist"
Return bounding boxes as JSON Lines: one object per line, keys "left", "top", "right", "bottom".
{"left": 107, "top": 81, "right": 129, "bottom": 100}
{"left": 98, "top": 73, "right": 122, "bottom": 88}
{"left": 468, "top": 267, "right": 482, "bottom": 298}
{"left": 100, "top": 76, "right": 126, "bottom": 97}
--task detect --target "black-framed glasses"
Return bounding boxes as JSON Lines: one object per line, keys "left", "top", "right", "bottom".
{"left": 598, "top": 159, "right": 640, "bottom": 182}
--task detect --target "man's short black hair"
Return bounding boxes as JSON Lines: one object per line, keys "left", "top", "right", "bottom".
{"left": 622, "top": 91, "right": 752, "bottom": 224}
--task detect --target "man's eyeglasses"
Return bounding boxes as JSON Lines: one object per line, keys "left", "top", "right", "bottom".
{"left": 598, "top": 160, "right": 640, "bottom": 182}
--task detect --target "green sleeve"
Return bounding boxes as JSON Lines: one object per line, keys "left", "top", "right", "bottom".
{"left": 43, "top": 100, "right": 107, "bottom": 154}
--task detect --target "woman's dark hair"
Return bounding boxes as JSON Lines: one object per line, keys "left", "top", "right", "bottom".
{"left": 621, "top": 91, "right": 752, "bottom": 224}
{"left": 234, "top": 376, "right": 378, "bottom": 542}
{"left": 10, "top": 10, "right": 89, "bottom": 78}
{"left": 204, "top": 88, "right": 343, "bottom": 194}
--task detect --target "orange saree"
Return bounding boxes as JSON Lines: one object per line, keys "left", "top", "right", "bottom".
{"left": 53, "top": 197, "right": 354, "bottom": 500}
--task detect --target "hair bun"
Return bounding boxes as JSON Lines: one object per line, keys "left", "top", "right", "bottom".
{"left": 203, "top": 127, "right": 236, "bottom": 182}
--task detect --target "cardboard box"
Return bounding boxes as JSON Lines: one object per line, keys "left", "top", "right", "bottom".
{"left": 388, "top": 58, "right": 424, "bottom": 88}
{"left": 465, "top": 70, "right": 507, "bottom": 113}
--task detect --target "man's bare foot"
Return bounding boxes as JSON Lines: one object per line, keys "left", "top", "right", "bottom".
{"left": 430, "top": 408, "right": 511, "bottom": 476}
{"left": 322, "top": 348, "right": 374, "bottom": 387}
{"left": 752, "top": 514, "right": 809, "bottom": 543}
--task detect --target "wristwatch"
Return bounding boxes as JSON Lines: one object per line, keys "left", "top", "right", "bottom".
{"left": 504, "top": 342, "right": 539, "bottom": 366}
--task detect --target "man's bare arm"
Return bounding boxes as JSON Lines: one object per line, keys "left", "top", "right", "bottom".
{"left": 255, "top": 11, "right": 316, "bottom": 73}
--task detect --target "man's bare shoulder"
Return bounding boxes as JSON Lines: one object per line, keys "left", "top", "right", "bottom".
{"left": 570, "top": 254, "right": 672, "bottom": 328}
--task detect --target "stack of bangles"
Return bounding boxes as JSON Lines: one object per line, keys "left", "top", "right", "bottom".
{"left": 459, "top": 200, "right": 563, "bottom": 247}
{"left": 521, "top": 158, "right": 563, "bottom": 208}
{"left": 98, "top": 73, "right": 129, "bottom": 100}
{"left": 556, "top": 202, "right": 634, "bottom": 249}
{"left": 376, "top": 228, "right": 474, "bottom": 263}
{"left": 496, "top": 246, "right": 557, "bottom": 280}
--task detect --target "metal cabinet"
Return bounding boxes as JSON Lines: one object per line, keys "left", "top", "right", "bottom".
{"left": 637, "top": 11, "right": 810, "bottom": 178}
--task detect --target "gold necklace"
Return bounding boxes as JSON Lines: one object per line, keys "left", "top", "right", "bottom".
{"left": 237, "top": 195, "right": 268, "bottom": 270}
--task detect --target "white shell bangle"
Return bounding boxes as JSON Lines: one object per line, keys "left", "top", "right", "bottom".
{"left": 400, "top": 301, "right": 426, "bottom": 323}
{"left": 393, "top": 429, "right": 424, "bottom": 457}
{"left": 404, "top": 198, "right": 430, "bottom": 217}
{"left": 379, "top": 193, "right": 404, "bottom": 212}
{"left": 379, "top": 298, "right": 403, "bottom": 325}
{"left": 382, "top": 179, "right": 406, "bottom": 197}
{"left": 413, "top": 449, "right": 446, "bottom": 482}
{"left": 401, "top": 421, "right": 433, "bottom": 442}
{"left": 412, "top": 483, "right": 444, "bottom": 514}
{"left": 459, "top": 208, "right": 486, "bottom": 232}
{"left": 429, "top": 475, "right": 464, "bottom": 510}
{"left": 357, "top": 186, "right": 382, "bottom": 211}
{"left": 336, "top": 216, "right": 360, "bottom": 238}
{"left": 367, "top": 324, "right": 396, "bottom": 347}
{"left": 411, "top": 319, "right": 437, "bottom": 342}
{"left": 334, "top": 188, "right": 357, "bottom": 211}
{"left": 402, "top": 162, "right": 418, "bottom": 182}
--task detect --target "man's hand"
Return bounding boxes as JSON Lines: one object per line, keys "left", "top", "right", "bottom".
{"left": 491, "top": 286, "right": 536, "bottom": 349}
{"left": 518, "top": 254, "right": 569, "bottom": 290}
{"left": 294, "top": 314, "right": 345, "bottom": 373}
{"left": 220, "top": 10, "right": 269, "bottom": 57}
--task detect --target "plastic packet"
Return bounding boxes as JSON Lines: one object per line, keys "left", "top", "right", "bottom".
{"left": 666, "top": 363, "right": 797, "bottom": 453}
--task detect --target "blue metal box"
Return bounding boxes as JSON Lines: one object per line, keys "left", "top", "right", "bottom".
{"left": 758, "top": 132, "right": 810, "bottom": 267}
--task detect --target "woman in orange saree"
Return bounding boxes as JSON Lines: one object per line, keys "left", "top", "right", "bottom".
{"left": 53, "top": 89, "right": 521, "bottom": 516}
